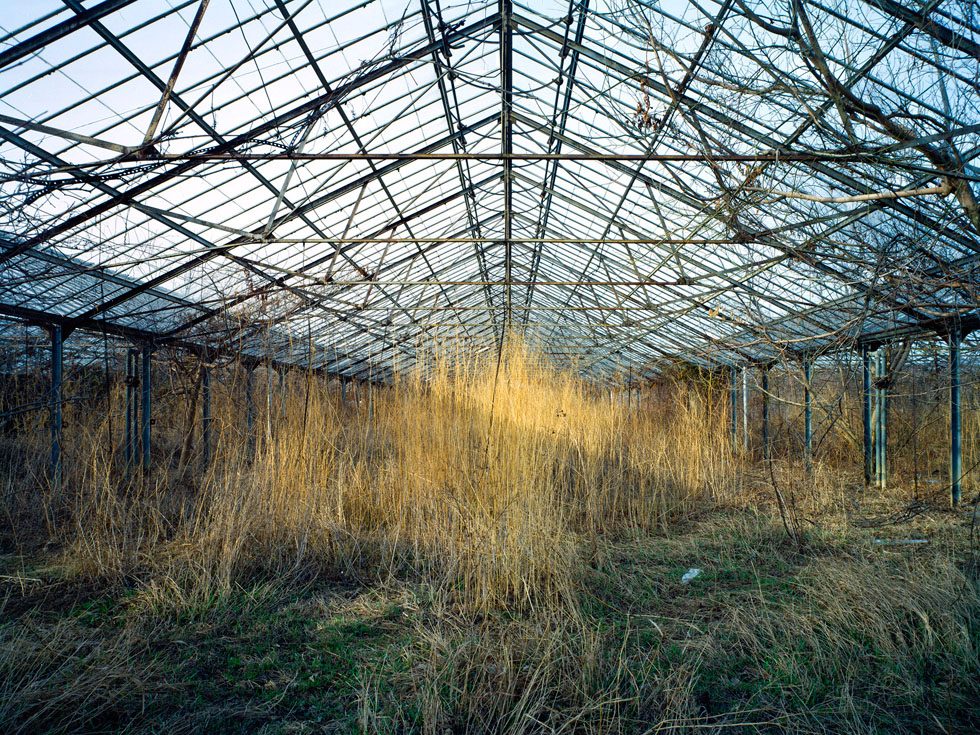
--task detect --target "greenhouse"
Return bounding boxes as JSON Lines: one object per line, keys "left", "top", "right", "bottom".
{"left": 0, "top": 0, "right": 978, "bottom": 731}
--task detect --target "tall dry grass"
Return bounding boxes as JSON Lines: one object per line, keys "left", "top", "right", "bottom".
{"left": 2, "top": 339, "right": 737, "bottom": 611}
{"left": 2, "top": 343, "right": 977, "bottom": 733}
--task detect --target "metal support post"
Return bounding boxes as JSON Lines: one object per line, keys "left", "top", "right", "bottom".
{"left": 730, "top": 365, "right": 738, "bottom": 449}
{"left": 862, "top": 345, "right": 872, "bottom": 488}
{"left": 742, "top": 365, "right": 749, "bottom": 453}
{"left": 49, "top": 325, "right": 63, "bottom": 491}
{"left": 125, "top": 347, "right": 137, "bottom": 470}
{"left": 141, "top": 344, "right": 152, "bottom": 471}
{"left": 950, "top": 328, "right": 962, "bottom": 507}
{"left": 761, "top": 366, "right": 770, "bottom": 461}
{"left": 875, "top": 347, "right": 887, "bottom": 490}
{"left": 202, "top": 365, "right": 212, "bottom": 467}
{"left": 500, "top": 0, "right": 514, "bottom": 330}
{"left": 803, "top": 359, "right": 813, "bottom": 471}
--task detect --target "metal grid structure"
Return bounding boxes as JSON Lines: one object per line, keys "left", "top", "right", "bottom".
{"left": 0, "top": 0, "right": 978, "bottom": 381}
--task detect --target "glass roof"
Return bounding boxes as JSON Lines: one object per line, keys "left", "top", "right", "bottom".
{"left": 1, "top": 0, "right": 978, "bottom": 379}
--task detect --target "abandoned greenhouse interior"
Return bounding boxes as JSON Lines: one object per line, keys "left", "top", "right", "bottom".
{"left": 0, "top": 0, "right": 978, "bottom": 731}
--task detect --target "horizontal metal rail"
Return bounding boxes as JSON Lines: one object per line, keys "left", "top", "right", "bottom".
{"left": 191, "top": 237, "right": 762, "bottom": 245}
{"left": 0, "top": 393, "right": 94, "bottom": 422}
{"left": 87, "top": 151, "right": 933, "bottom": 163}
{"left": 260, "top": 279, "right": 736, "bottom": 287}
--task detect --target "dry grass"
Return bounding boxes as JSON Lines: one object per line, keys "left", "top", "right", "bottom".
{"left": 349, "top": 511, "right": 978, "bottom": 734}
{"left": 0, "top": 340, "right": 977, "bottom": 733}
{"left": 0, "top": 613, "right": 153, "bottom": 734}
{"left": 5, "top": 339, "right": 736, "bottom": 611}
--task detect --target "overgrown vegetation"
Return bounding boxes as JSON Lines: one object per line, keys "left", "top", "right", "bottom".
{"left": 1, "top": 341, "right": 977, "bottom": 733}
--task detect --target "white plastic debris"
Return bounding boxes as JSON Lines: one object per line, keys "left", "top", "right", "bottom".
{"left": 681, "top": 568, "right": 702, "bottom": 584}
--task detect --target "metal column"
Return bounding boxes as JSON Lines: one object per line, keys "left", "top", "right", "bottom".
{"left": 741, "top": 366, "right": 749, "bottom": 453}
{"left": 500, "top": 0, "right": 514, "bottom": 331}
{"left": 49, "top": 325, "right": 63, "bottom": 491}
{"left": 202, "top": 365, "right": 212, "bottom": 467}
{"left": 141, "top": 344, "right": 152, "bottom": 471}
{"left": 875, "top": 347, "right": 887, "bottom": 490}
{"left": 730, "top": 365, "right": 738, "bottom": 449}
{"left": 803, "top": 359, "right": 813, "bottom": 471}
{"left": 761, "top": 366, "right": 770, "bottom": 461}
{"left": 125, "top": 348, "right": 137, "bottom": 469}
{"left": 949, "top": 328, "right": 961, "bottom": 507}
{"left": 862, "top": 345, "right": 872, "bottom": 488}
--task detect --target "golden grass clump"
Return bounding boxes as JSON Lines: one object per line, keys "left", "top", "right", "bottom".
{"left": 4, "top": 338, "right": 734, "bottom": 612}
{"left": 186, "top": 339, "right": 736, "bottom": 610}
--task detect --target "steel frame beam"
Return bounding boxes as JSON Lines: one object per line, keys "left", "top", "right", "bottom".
{"left": 522, "top": 0, "right": 589, "bottom": 328}
{"left": 499, "top": 0, "right": 515, "bottom": 331}
{"left": 0, "top": 0, "right": 139, "bottom": 69}
{"left": 420, "top": 0, "right": 499, "bottom": 341}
